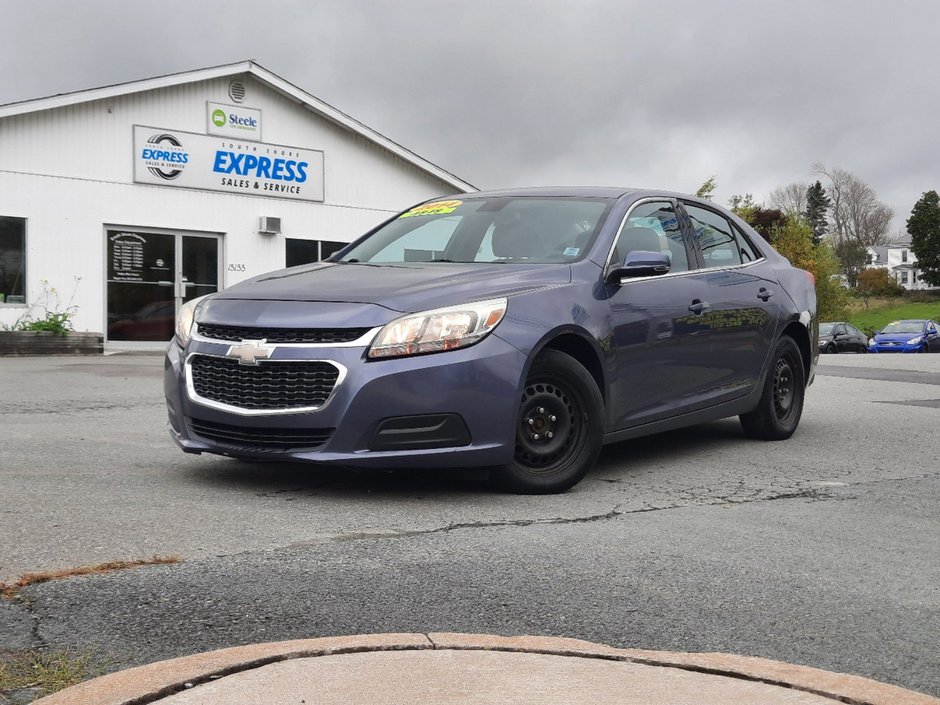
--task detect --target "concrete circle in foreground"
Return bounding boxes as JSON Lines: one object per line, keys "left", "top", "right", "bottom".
{"left": 33, "top": 633, "right": 940, "bottom": 705}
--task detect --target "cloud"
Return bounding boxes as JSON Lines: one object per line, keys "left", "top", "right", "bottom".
{"left": 3, "top": 0, "right": 938, "bottom": 228}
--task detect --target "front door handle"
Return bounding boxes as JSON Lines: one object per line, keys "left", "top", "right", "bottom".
{"left": 757, "top": 288, "right": 774, "bottom": 301}
{"left": 689, "top": 300, "right": 710, "bottom": 314}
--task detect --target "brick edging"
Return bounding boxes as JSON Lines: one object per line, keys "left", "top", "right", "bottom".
{"left": 32, "top": 633, "right": 940, "bottom": 705}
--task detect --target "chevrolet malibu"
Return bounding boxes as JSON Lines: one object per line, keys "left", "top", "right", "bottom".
{"left": 165, "top": 188, "right": 818, "bottom": 493}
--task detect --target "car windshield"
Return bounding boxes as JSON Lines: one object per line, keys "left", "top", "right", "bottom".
{"left": 337, "top": 197, "right": 613, "bottom": 264}
{"left": 819, "top": 323, "right": 835, "bottom": 335}
{"left": 880, "top": 320, "right": 924, "bottom": 334}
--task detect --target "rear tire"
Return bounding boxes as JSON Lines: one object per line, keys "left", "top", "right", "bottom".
{"left": 491, "top": 349, "right": 603, "bottom": 494}
{"left": 740, "top": 336, "right": 805, "bottom": 441}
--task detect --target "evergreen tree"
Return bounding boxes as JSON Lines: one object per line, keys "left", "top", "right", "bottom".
{"left": 907, "top": 190, "right": 940, "bottom": 286}
{"left": 804, "top": 180, "right": 830, "bottom": 245}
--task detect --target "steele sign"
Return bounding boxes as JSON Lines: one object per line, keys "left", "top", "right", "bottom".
{"left": 207, "top": 102, "right": 262, "bottom": 140}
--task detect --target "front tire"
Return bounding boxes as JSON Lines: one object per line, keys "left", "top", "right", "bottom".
{"left": 825, "top": 342, "right": 837, "bottom": 354}
{"left": 491, "top": 349, "right": 603, "bottom": 494}
{"left": 740, "top": 336, "right": 806, "bottom": 440}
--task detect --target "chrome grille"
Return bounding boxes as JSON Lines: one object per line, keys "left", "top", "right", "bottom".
{"left": 198, "top": 323, "right": 371, "bottom": 344}
{"left": 189, "top": 355, "right": 340, "bottom": 410}
{"left": 189, "top": 418, "right": 333, "bottom": 450}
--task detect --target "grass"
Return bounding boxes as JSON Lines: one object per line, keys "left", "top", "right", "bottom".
{"left": 0, "top": 648, "right": 103, "bottom": 698}
{"left": 0, "top": 556, "right": 180, "bottom": 600}
{"left": 845, "top": 299, "right": 940, "bottom": 336}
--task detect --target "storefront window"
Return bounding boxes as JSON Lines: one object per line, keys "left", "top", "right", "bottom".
{"left": 285, "top": 238, "right": 346, "bottom": 267}
{"left": 0, "top": 217, "right": 26, "bottom": 304}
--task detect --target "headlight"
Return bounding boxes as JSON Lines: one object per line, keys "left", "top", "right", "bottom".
{"left": 368, "top": 298, "right": 507, "bottom": 359}
{"left": 175, "top": 296, "right": 210, "bottom": 348}
{"left": 906, "top": 336, "right": 924, "bottom": 345}
{"left": 868, "top": 338, "right": 875, "bottom": 346}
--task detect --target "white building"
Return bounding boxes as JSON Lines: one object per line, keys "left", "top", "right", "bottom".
{"left": 865, "top": 239, "right": 937, "bottom": 291}
{"left": 0, "top": 61, "right": 474, "bottom": 346}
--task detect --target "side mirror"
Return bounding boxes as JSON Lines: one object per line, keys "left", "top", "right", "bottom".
{"left": 606, "top": 250, "right": 671, "bottom": 284}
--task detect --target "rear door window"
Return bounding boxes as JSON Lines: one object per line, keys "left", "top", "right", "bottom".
{"left": 684, "top": 203, "right": 762, "bottom": 268}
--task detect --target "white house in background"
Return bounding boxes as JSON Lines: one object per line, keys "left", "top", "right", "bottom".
{"left": 865, "top": 238, "right": 937, "bottom": 291}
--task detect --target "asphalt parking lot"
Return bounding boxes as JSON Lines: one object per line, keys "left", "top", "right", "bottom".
{"left": 1, "top": 351, "right": 938, "bottom": 697}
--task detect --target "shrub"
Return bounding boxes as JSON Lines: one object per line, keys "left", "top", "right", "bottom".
{"left": 856, "top": 268, "right": 904, "bottom": 297}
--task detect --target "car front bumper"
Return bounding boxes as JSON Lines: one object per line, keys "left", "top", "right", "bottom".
{"left": 164, "top": 333, "right": 526, "bottom": 468}
{"left": 868, "top": 342, "right": 924, "bottom": 353}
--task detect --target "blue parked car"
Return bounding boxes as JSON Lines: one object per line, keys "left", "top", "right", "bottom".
{"left": 868, "top": 319, "right": 940, "bottom": 353}
{"left": 165, "top": 188, "right": 818, "bottom": 493}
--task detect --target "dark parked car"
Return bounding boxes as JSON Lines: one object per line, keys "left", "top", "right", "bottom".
{"left": 818, "top": 321, "right": 868, "bottom": 353}
{"left": 868, "top": 319, "right": 940, "bottom": 353}
{"left": 165, "top": 188, "right": 818, "bottom": 493}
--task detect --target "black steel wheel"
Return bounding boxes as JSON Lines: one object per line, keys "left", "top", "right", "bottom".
{"left": 491, "top": 349, "right": 603, "bottom": 494}
{"left": 740, "top": 336, "right": 806, "bottom": 440}
{"left": 825, "top": 342, "right": 837, "bottom": 354}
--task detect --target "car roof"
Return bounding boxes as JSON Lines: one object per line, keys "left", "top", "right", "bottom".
{"left": 433, "top": 186, "right": 704, "bottom": 201}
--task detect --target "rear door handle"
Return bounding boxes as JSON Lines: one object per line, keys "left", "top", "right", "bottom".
{"left": 757, "top": 288, "right": 774, "bottom": 301}
{"left": 689, "top": 300, "right": 710, "bottom": 314}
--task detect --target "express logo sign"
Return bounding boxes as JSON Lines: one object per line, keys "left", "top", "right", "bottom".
{"left": 133, "top": 125, "right": 323, "bottom": 201}
{"left": 140, "top": 133, "right": 189, "bottom": 180}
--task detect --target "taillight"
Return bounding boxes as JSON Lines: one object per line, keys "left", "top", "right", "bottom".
{"left": 801, "top": 269, "right": 816, "bottom": 286}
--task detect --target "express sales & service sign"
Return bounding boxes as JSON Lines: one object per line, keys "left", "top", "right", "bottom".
{"left": 133, "top": 125, "right": 324, "bottom": 202}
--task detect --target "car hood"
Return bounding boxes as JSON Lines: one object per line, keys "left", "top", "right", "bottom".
{"left": 874, "top": 332, "right": 922, "bottom": 342}
{"left": 212, "top": 261, "right": 571, "bottom": 313}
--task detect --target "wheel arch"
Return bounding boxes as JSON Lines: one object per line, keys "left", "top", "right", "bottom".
{"left": 530, "top": 331, "right": 607, "bottom": 404}
{"left": 780, "top": 320, "right": 812, "bottom": 383}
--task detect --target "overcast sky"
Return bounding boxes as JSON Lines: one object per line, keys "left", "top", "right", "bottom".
{"left": 3, "top": 0, "right": 937, "bottom": 234}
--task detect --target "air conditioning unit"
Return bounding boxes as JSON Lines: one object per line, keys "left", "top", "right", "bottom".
{"left": 259, "top": 216, "right": 281, "bottom": 234}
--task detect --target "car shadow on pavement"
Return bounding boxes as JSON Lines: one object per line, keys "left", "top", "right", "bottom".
{"left": 179, "top": 418, "right": 749, "bottom": 497}
{"left": 183, "top": 457, "right": 494, "bottom": 497}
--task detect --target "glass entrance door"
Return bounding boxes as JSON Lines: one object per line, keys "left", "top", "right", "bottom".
{"left": 106, "top": 229, "right": 219, "bottom": 342}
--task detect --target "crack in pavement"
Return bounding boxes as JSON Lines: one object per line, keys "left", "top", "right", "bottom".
{"left": 288, "top": 486, "right": 848, "bottom": 549}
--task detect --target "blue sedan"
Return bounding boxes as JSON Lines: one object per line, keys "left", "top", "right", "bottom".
{"left": 165, "top": 188, "right": 818, "bottom": 493}
{"left": 868, "top": 319, "right": 940, "bottom": 353}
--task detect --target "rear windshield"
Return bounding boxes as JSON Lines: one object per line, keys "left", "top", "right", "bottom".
{"left": 337, "top": 197, "right": 613, "bottom": 264}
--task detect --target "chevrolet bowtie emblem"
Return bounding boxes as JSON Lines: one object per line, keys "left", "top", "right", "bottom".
{"left": 227, "top": 339, "right": 276, "bottom": 366}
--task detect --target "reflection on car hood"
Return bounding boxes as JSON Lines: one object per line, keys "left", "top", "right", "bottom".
{"left": 874, "top": 332, "right": 922, "bottom": 342}
{"left": 212, "top": 262, "right": 571, "bottom": 313}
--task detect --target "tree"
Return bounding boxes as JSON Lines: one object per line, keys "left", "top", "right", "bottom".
{"left": 728, "top": 195, "right": 787, "bottom": 242}
{"left": 728, "top": 193, "right": 757, "bottom": 223}
{"left": 856, "top": 268, "right": 903, "bottom": 307}
{"left": 767, "top": 182, "right": 808, "bottom": 217}
{"left": 695, "top": 175, "right": 717, "bottom": 200}
{"left": 907, "top": 190, "right": 940, "bottom": 286}
{"left": 813, "top": 163, "right": 893, "bottom": 248}
{"left": 833, "top": 240, "right": 869, "bottom": 288}
{"left": 769, "top": 217, "right": 848, "bottom": 321}
{"left": 804, "top": 180, "right": 830, "bottom": 245}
